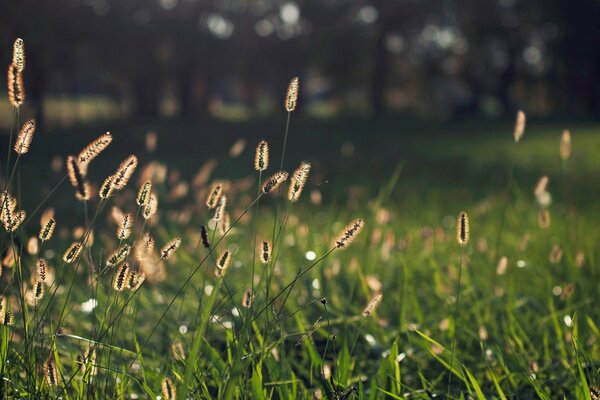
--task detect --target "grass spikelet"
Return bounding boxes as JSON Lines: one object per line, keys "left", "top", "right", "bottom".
{"left": 215, "top": 250, "right": 231, "bottom": 276}
{"left": 560, "top": 129, "right": 571, "bottom": 160}
{"left": 143, "top": 193, "right": 158, "bottom": 220}
{"left": 4, "top": 209, "right": 26, "bottom": 232}
{"left": 285, "top": 76, "right": 299, "bottom": 112}
{"left": 334, "top": 218, "right": 364, "bottom": 249}
{"left": 496, "top": 256, "right": 508, "bottom": 276}
{"left": 126, "top": 270, "right": 145, "bottom": 290}
{"left": 111, "top": 155, "right": 138, "bottom": 190}
{"left": 590, "top": 386, "right": 600, "bottom": 400}
{"left": 44, "top": 355, "right": 59, "bottom": 386}
{"left": 77, "top": 132, "right": 112, "bottom": 174}
{"left": 363, "top": 292, "right": 383, "bottom": 317}
{"left": 116, "top": 213, "right": 133, "bottom": 240}
{"left": 259, "top": 240, "right": 271, "bottom": 264}
{"left": 2, "top": 310, "right": 14, "bottom": 326}
{"left": 160, "top": 237, "right": 181, "bottom": 260}
{"left": 63, "top": 242, "right": 83, "bottom": 263}
{"left": 262, "top": 171, "right": 289, "bottom": 194}
{"left": 161, "top": 377, "right": 176, "bottom": 400}
{"left": 171, "top": 340, "right": 186, "bottom": 360}
{"left": 456, "top": 212, "right": 470, "bottom": 246}
{"left": 206, "top": 183, "right": 223, "bottom": 209}
{"left": 37, "top": 258, "right": 48, "bottom": 282}
{"left": 66, "top": 155, "right": 90, "bottom": 201}
{"left": 200, "top": 225, "right": 210, "bottom": 248}
{"left": 0, "top": 191, "right": 17, "bottom": 220}
{"left": 136, "top": 180, "right": 152, "bottom": 207}
{"left": 0, "top": 297, "right": 6, "bottom": 320}
{"left": 514, "top": 110, "right": 526, "bottom": 143}
{"left": 254, "top": 140, "right": 269, "bottom": 171}
{"left": 7, "top": 63, "right": 25, "bottom": 108}
{"left": 534, "top": 176, "right": 549, "bottom": 198}
{"left": 107, "top": 244, "right": 131, "bottom": 267}
{"left": 14, "top": 119, "right": 35, "bottom": 154}
{"left": 79, "top": 347, "right": 98, "bottom": 378}
{"left": 98, "top": 175, "right": 115, "bottom": 199}
{"left": 113, "top": 264, "right": 132, "bottom": 291}
{"left": 13, "top": 38, "right": 25, "bottom": 72}
{"left": 242, "top": 289, "right": 254, "bottom": 308}
{"left": 34, "top": 280, "right": 44, "bottom": 300}
{"left": 288, "top": 162, "right": 311, "bottom": 202}
{"left": 213, "top": 195, "right": 227, "bottom": 221}
{"left": 39, "top": 217, "right": 56, "bottom": 241}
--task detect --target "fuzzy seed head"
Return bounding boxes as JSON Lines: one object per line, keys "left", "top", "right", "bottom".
{"left": 77, "top": 132, "right": 112, "bottom": 174}
{"left": 213, "top": 195, "right": 227, "bottom": 221}
{"left": 44, "top": 356, "right": 59, "bottom": 386}
{"left": 456, "top": 212, "right": 470, "bottom": 246}
{"left": 113, "top": 264, "right": 132, "bottom": 291}
{"left": 116, "top": 213, "right": 133, "bottom": 240}
{"left": 262, "top": 171, "right": 288, "bottom": 194}
{"left": 136, "top": 180, "right": 152, "bottom": 207}
{"left": 33, "top": 280, "right": 44, "bottom": 300}
{"left": 142, "top": 193, "right": 158, "bottom": 220}
{"left": 14, "top": 119, "right": 35, "bottom": 154}
{"left": 111, "top": 155, "right": 138, "bottom": 190}
{"left": 560, "top": 129, "right": 571, "bottom": 160}
{"left": 259, "top": 240, "right": 271, "bottom": 264}
{"left": 215, "top": 250, "right": 231, "bottom": 276}
{"left": 98, "top": 175, "right": 116, "bottom": 199}
{"left": 363, "top": 292, "right": 383, "bottom": 317}
{"left": 206, "top": 183, "right": 223, "bottom": 209}
{"left": 254, "top": 140, "right": 269, "bottom": 171}
{"left": 7, "top": 63, "right": 25, "bottom": 108}
{"left": 288, "top": 162, "right": 311, "bottom": 202}
{"left": 160, "top": 237, "right": 181, "bottom": 260}
{"left": 285, "top": 76, "right": 299, "bottom": 112}
{"left": 36, "top": 258, "right": 48, "bottom": 282}
{"left": 242, "top": 289, "right": 255, "bottom": 308}
{"left": 590, "top": 386, "right": 600, "bottom": 400}
{"left": 2, "top": 310, "right": 14, "bottom": 326}
{"left": 107, "top": 244, "right": 131, "bottom": 267}
{"left": 334, "top": 218, "right": 364, "bottom": 249}
{"left": 514, "top": 110, "right": 526, "bottom": 143}
{"left": 63, "top": 242, "right": 83, "bottom": 263}
{"left": 13, "top": 38, "right": 25, "bottom": 72}
{"left": 39, "top": 217, "right": 56, "bottom": 241}
{"left": 66, "top": 155, "right": 90, "bottom": 201}
{"left": 162, "top": 377, "right": 176, "bottom": 400}
{"left": 534, "top": 176, "right": 549, "bottom": 198}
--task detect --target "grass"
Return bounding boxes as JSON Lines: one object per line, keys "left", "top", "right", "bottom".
{"left": 1, "top": 67, "right": 600, "bottom": 397}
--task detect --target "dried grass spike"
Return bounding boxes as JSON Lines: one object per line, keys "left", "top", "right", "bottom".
{"left": 107, "top": 244, "right": 131, "bottom": 267}
{"left": 259, "top": 240, "right": 271, "bottom": 264}
{"left": 98, "top": 175, "right": 115, "bottom": 199}
{"left": 213, "top": 195, "right": 227, "bottom": 221}
{"left": 160, "top": 237, "right": 181, "bottom": 260}
{"left": 14, "top": 119, "right": 35, "bottom": 154}
{"left": 218, "top": 212, "right": 230, "bottom": 235}
{"left": 66, "top": 155, "right": 90, "bottom": 201}
{"left": 34, "top": 280, "right": 44, "bottom": 300}
{"left": 242, "top": 289, "right": 254, "bottom": 308}
{"left": 285, "top": 76, "right": 299, "bottom": 112}
{"left": 334, "top": 218, "right": 364, "bottom": 249}
{"left": 200, "top": 225, "right": 210, "bottom": 248}
{"left": 127, "top": 271, "right": 145, "bottom": 291}
{"left": 39, "top": 217, "right": 56, "bottom": 241}
{"left": 113, "top": 264, "right": 131, "bottom": 291}
{"left": 262, "top": 171, "right": 288, "bottom": 194}
{"left": 456, "top": 212, "right": 470, "bottom": 246}
{"left": 143, "top": 193, "right": 158, "bottom": 220}
{"left": 37, "top": 258, "right": 48, "bottom": 282}
{"left": 161, "top": 377, "right": 176, "bottom": 400}
{"left": 7, "top": 64, "right": 25, "bottom": 108}
{"left": 63, "top": 242, "right": 83, "bottom": 263}
{"left": 2, "top": 310, "right": 14, "bottom": 325}
{"left": 116, "top": 213, "right": 133, "bottom": 240}
{"left": 44, "top": 355, "right": 59, "bottom": 386}
{"left": 136, "top": 180, "right": 152, "bottom": 207}
{"left": 254, "top": 140, "right": 269, "bottom": 171}
{"left": 111, "top": 155, "right": 138, "bottom": 190}
{"left": 514, "top": 110, "right": 526, "bottom": 143}
{"left": 363, "top": 292, "right": 383, "bottom": 317}
{"left": 13, "top": 38, "right": 25, "bottom": 72}
{"left": 288, "top": 162, "right": 311, "bottom": 202}
{"left": 215, "top": 250, "right": 231, "bottom": 276}
{"left": 206, "top": 183, "right": 223, "bottom": 209}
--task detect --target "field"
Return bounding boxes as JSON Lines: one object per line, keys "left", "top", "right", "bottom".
{"left": 1, "top": 106, "right": 599, "bottom": 400}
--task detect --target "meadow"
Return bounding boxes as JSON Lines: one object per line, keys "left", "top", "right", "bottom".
{"left": 1, "top": 40, "right": 600, "bottom": 399}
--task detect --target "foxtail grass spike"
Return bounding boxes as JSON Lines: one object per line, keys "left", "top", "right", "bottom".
{"left": 213, "top": 195, "right": 227, "bottom": 221}
{"left": 2, "top": 310, "right": 14, "bottom": 325}
{"left": 44, "top": 355, "right": 59, "bottom": 386}
{"left": 107, "top": 244, "right": 131, "bottom": 267}
{"left": 162, "top": 377, "right": 176, "bottom": 400}
{"left": 288, "top": 162, "right": 311, "bottom": 202}
{"left": 99, "top": 175, "right": 115, "bottom": 199}
{"left": 363, "top": 292, "right": 383, "bottom": 316}
{"left": 39, "top": 217, "right": 56, "bottom": 241}
{"left": 13, "top": 38, "right": 25, "bottom": 72}
{"left": 14, "top": 119, "right": 35, "bottom": 154}
{"left": 113, "top": 264, "right": 132, "bottom": 291}
{"left": 34, "top": 280, "right": 44, "bottom": 300}
{"left": 143, "top": 193, "right": 158, "bottom": 219}
{"left": 66, "top": 155, "right": 90, "bottom": 201}
{"left": 262, "top": 171, "right": 288, "bottom": 194}
{"left": 514, "top": 110, "right": 526, "bottom": 143}
{"left": 215, "top": 250, "right": 231, "bottom": 276}
{"left": 160, "top": 237, "right": 181, "bottom": 260}
{"left": 285, "top": 76, "right": 299, "bottom": 112}
{"left": 334, "top": 218, "right": 364, "bottom": 249}
{"left": 259, "top": 240, "right": 271, "bottom": 264}
{"left": 117, "top": 213, "right": 133, "bottom": 240}
{"left": 242, "top": 289, "right": 254, "bottom": 308}
{"left": 78, "top": 132, "right": 112, "bottom": 174}
{"left": 7, "top": 63, "right": 25, "bottom": 108}
{"left": 254, "top": 140, "right": 269, "bottom": 171}
{"left": 560, "top": 129, "right": 571, "bottom": 160}
{"left": 63, "top": 242, "right": 83, "bottom": 263}
{"left": 206, "top": 183, "right": 223, "bottom": 209}
{"left": 111, "top": 155, "right": 138, "bottom": 190}
{"left": 36, "top": 258, "right": 48, "bottom": 282}
{"left": 137, "top": 180, "right": 152, "bottom": 207}
{"left": 456, "top": 211, "right": 470, "bottom": 246}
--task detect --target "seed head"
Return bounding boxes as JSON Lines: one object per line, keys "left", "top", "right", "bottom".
{"left": 161, "top": 377, "right": 176, "bottom": 400}
{"left": 77, "top": 132, "right": 112, "bottom": 174}
{"left": 456, "top": 212, "right": 470, "bottom": 246}
{"left": 12, "top": 38, "right": 25, "bottom": 72}
{"left": 285, "top": 76, "right": 299, "bottom": 112}
{"left": 116, "top": 213, "right": 133, "bottom": 240}
{"left": 66, "top": 155, "right": 90, "bottom": 201}
{"left": 39, "top": 217, "right": 56, "bottom": 241}
{"left": 160, "top": 237, "right": 181, "bottom": 260}
{"left": 262, "top": 171, "right": 288, "bottom": 194}
{"left": 111, "top": 155, "right": 138, "bottom": 190}
{"left": 36, "top": 258, "right": 48, "bottom": 282}
{"left": 143, "top": 193, "right": 158, "bottom": 220}
{"left": 136, "top": 180, "right": 152, "bottom": 207}
{"left": 514, "top": 110, "right": 526, "bottom": 143}
{"left": 363, "top": 292, "right": 383, "bottom": 317}
{"left": 107, "top": 244, "right": 131, "bottom": 267}
{"left": 334, "top": 218, "right": 364, "bottom": 249}
{"left": 254, "top": 140, "right": 269, "bottom": 171}
{"left": 259, "top": 240, "right": 271, "bottom": 264}
{"left": 113, "top": 263, "right": 132, "bottom": 291}
{"left": 213, "top": 195, "right": 227, "bottom": 221}
{"left": 98, "top": 175, "right": 116, "bottom": 199}
{"left": 215, "top": 250, "right": 231, "bottom": 277}
{"left": 44, "top": 355, "right": 59, "bottom": 386}
{"left": 560, "top": 129, "right": 571, "bottom": 160}
{"left": 14, "top": 119, "right": 35, "bottom": 154}
{"left": 33, "top": 280, "right": 44, "bottom": 300}
{"left": 200, "top": 225, "right": 210, "bottom": 248}
{"left": 288, "top": 162, "right": 311, "bottom": 202}
{"left": 63, "top": 242, "right": 83, "bottom": 263}
{"left": 7, "top": 63, "right": 25, "bottom": 108}
{"left": 206, "top": 183, "right": 223, "bottom": 209}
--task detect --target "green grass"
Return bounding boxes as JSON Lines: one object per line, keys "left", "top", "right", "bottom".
{"left": 0, "top": 113, "right": 599, "bottom": 399}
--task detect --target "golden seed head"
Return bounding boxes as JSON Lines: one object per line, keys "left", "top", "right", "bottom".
{"left": 7, "top": 63, "right": 25, "bottom": 108}
{"left": 13, "top": 38, "right": 25, "bottom": 72}
{"left": 259, "top": 240, "right": 271, "bottom": 264}
{"left": 113, "top": 263, "right": 132, "bottom": 291}
{"left": 334, "top": 218, "right": 364, "bottom": 249}
{"left": 98, "top": 175, "right": 116, "bottom": 199}
{"left": 2, "top": 310, "right": 14, "bottom": 326}
{"left": 127, "top": 270, "right": 146, "bottom": 291}
{"left": 111, "top": 155, "right": 138, "bottom": 190}
{"left": 254, "top": 140, "right": 269, "bottom": 171}
{"left": 160, "top": 237, "right": 181, "bottom": 260}
{"left": 215, "top": 250, "right": 231, "bottom": 277}
{"left": 36, "top": 258, "right": 48, "bottom": 282}
{"left": 63, "top": 242, "right": 83, "bottom": 263}
{"left": 242, "top": 289, "right": 255, "bottom": 308}
{"left": 590, "top": 386, "right": 600, "bottom": 400}
{"left": 3, "top": 209, "right": 26, "bottom": 232}
{"left": 456, "top": 212, "right": 470, "bottom": 246}
{"left": 107, "top": 244, "right": 131, "bottom": 267}
{"left": 39, "top": 217, "right": 56, "bottom": 241}
{"left": 560, "top": 129, "right": 571, "bottom": 160}
{"left": 161, "top": 377, "right": 176, "bottom": 400}
{"left": 206, "top": 183, "right": 223, "bottom": 209}
{"left": 143, "top": 192, "right": 158, "bottom": 220}
{"left": 514, "top": 110, "right": 526, "bottom": 143}
{"left": 285, "top": 76, "right": 299, "bottom": 112}
{"left": 363, "top": 292, "right": 383, "bottom": 317}
{"left": 213, "top": 195, "right": 227, "bottom": 221}
{"left": 14, "top": 119, "right": 35, "bottom": 154}
{"left": 77, "top": 132, "right": 112, "bottom": 174}
{"left": 136, "top": 180, "right": 152, "bottom": 207}
{"left": 116, "top": 213, "right": 133, "bottom": 240}
{"left": 33, "top": 280, "right": 44, "bottom": 300}
{"left": 262, "top": 171, "right": 289, "bottom": 194}
{"left": 171, "top": 340, "right": 186, "bottom": 360}
{"left": 534, "top": 176, "right": 549, "bottom": 198}
{"left": 66, "top": 155, "right": 90, "bottom": 201}
{"left": 44, "top": 355, "right": 59, "bottom": 386}
{"left": 288, "top": 162, "right": 311, "bottom": 202}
